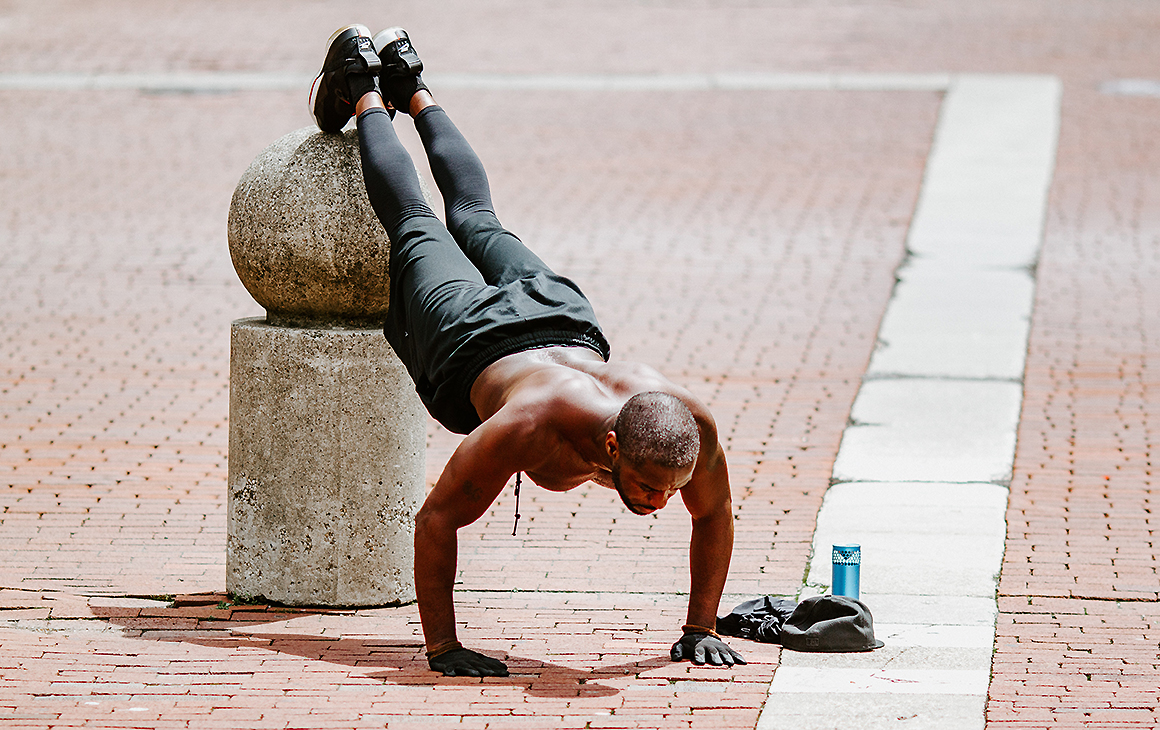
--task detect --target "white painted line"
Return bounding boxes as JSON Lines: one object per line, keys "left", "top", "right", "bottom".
{"left": 873, "top": 624, "right": 997, "bottom": 648}
{"left": 759, "top": 73, "right": 1061, "bottom": 730}
{"left": 434, "top": 71, "right": 952, "bottom": 92}
{"left": 823, "top": 593, "right": 998, "bottom": 627}
{"left": 906, "top": 75, "right": 1061, "bottom": 269}
{"left": 758, "top": 695, "right": 987, "bottom": 730}
{"left": 0, "top": 71, "right": 953, "bottom": 93}
{"left": 767, "top": 668, "right": 990, "bottom": 695}
{"left": 1100, "top": 78, "right": 1160, "bottom": 97}
{"left": 0, "top": 72, "right": 312, "bottom": 92}
{"left": 831, "top": 380, "right": 1023, "bottom": 483}
{"left": 806, "top": 483, "right": 1009, "bottom": 598}
{"left": 868, "top": 264, "right": 1035, "bottom": 380}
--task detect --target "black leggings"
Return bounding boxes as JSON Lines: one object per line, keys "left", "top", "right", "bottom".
{"left": 356, "top": 106, "right": 609, "bottom": 434}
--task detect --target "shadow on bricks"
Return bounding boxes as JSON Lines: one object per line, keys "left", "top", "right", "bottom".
{"left": 93, "top": 605, "right": 680, "bottom": 698}
{"left": 125, "top": 630, "right": 670, "bottom": 698}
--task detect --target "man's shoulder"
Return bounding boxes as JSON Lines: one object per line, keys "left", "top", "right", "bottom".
{"left": 512, "top": 366, "right": 612, "bottom": 418}
{"left": 488, "top": 354, "right": 715, "bottom": 429}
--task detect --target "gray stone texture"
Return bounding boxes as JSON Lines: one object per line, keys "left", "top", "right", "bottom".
{"left": 832, "top": 379, "right": 1023, "bottom": 483}
{"left": 821, "top": 593, "right": 998, "bottom": 627}
{"left": 869, "top": 263, "right": 1035, "bottom": 380}
{"left": 227, "top": 318, "right": 426, "bottom": 606}
{"left": 228, "top": 126, "right": 427, "bottom": 327}
{"left": 758, "top": 692, "right": 987, "bottom": 730}
{"left": 807, "top": 482, "right": 1009, "bottom": 598}
{"left": 906, "top": 75, "right": 1060, "bottom": 269}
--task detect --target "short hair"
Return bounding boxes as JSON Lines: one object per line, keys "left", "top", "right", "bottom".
{"left": 613, "top": 392, "right": 699, "bottom": 469}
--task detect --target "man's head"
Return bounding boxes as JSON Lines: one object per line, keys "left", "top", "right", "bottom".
{"left": 605, "top": 391, "right": 699, "bottom": 515}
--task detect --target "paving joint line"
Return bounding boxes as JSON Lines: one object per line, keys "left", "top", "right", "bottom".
{"left": 0, "top": 71, "right": 958, "bottom": 93}
{"left": 859, "top": 373, "right": 1023, "bottom": 384}
{"left": 999, "top": 594, "right": 1160, "bottom": 603}
{"left": 828, "top": 477, "right": 1013, "bottom": 487}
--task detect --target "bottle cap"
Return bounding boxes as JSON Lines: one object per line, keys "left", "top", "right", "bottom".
{"left": 832, "top": 544, "right": 861, "bottom": 565}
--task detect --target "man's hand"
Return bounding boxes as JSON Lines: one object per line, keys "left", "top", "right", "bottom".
{"left": 671, "top": 631, "right": 746, "bottom": 667}
{"left": 428, "top": 647, "right": 510, "bottom": 677}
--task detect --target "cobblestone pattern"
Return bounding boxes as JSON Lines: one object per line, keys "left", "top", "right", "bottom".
{"left": 0, "top": 0, "right": 1157, "bottom": 81}
{"left": 0, "top": 92, "right": 270, "bottom": 597}
{"left": 7, "top": 1, "right": 1159, "bottom": 727}
{"left": 988, "top": 89, "right": 1160, "bottom": 726}
{"left": 0, "top": 81, "right": 932, "bottom": 728}
{"left": 990, "top": 597, "right": 1160, "bottom": 729}
{"left": 0, "top": 593, "right": 781, "bottom": 729}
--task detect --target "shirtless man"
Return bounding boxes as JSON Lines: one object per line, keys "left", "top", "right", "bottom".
{"left": 310, "top": 24, "right": 745, "bottom": 677}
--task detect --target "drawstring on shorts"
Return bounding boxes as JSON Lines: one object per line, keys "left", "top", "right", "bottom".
{"left": 512, "top": 472, "right": 522, "bottom": 536}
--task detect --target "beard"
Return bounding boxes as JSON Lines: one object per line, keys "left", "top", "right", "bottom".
{"left": 611, "top": 463, "right": 653, "bottom": 515}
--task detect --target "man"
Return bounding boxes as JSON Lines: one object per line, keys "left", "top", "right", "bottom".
{"left": 310, "top": 25, "right": 745, "bottom": 677}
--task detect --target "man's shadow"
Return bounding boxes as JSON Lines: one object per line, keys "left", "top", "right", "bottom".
{"left": 102, "top": 605, "right": 671, "bottom": 698}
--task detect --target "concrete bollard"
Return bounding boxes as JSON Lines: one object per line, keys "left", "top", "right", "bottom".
{"left": 225, "top": 127, "right": 427, "bottom": 607}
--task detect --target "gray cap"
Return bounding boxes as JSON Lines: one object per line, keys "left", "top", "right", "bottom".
{"left": 780, "top": 595, "right": 885, "bottom": 653}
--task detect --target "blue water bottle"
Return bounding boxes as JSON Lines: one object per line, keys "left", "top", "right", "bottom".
{"left": 832, "top": 544, "right": 861, "bottom": 599}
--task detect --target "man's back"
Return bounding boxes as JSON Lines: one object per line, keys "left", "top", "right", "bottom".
{"left": 469, "top": 345, "right": 713, "bottom": 492}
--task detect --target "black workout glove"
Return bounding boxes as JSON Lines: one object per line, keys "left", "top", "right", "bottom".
{"left": 427, "top": 642, "right": 509, "bottom": 677}
{"left": 670, "top": 625, "right": 746, "bottom": 667}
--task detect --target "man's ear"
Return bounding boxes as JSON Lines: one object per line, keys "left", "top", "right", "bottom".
{"left": 605, "top": 431, "right": 619, "bottom": 462}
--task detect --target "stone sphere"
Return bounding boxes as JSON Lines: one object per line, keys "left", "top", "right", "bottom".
{"left": 228, "top": 126, "right": 429, "bottom": 327}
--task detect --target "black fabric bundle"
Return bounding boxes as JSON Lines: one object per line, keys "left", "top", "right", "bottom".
{"left": 716, "top": 595, "right": 885, "bottom": 652}
{"left": 715, "top": 596, "right": 799, "bottom": 643}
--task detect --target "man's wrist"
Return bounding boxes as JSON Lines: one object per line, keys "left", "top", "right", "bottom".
{"left": 681, "top": 623, "right": 720, "bottom": 638}
{"left": 425, "top": 639, "right": 463, "bottom": 658}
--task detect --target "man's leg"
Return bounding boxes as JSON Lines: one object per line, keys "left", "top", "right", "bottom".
{"left": 374, "top": 30, "right": 556, "bottom": 288}
{"left": 412, "top": 105, "right": 556, "bottom": 286}
{"left": 355, "top": 95, "right": 498, "bottom": 414}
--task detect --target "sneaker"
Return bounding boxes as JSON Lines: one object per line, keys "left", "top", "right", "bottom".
{"left": 372, "top": 27, "right": 430, "bottom": 116}
{"left": 308, "top": 24, "right": 384, "bottom": 133}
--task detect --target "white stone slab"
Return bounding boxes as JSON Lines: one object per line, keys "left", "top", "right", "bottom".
{"left": 778, "top": 645, "right": 992, "bottom": 671}
{"left": 805, "top": 482, "right": 1008, "bottom": 596}
{"left": 823, "top": 481, "right": 1008, "bottom": 506}
{"left": 906, "top": 74, "right": 1060, "bottom": 268}
{"left": 812, "top": 481, "right": 1010, "bottom": 524}
{"left": 838, "top": 593, "right": 998, "bottom": 626}
{"left": 832, "top": 380, "right": 1022, "bottom": 483}
{"left": 767, "top": 668, "right": 989, "bottom": 694}
{"left": 874, "top": 624, "right": 996, "bottom": 648}
{"left": 809, "top": 533, "right": 1004, "bottom": 597}
{"left": 869, "top": 264, "right": 1035, "bottom": 379}
{"left": 757, "top": 693, "right": 986, "bottom": 730}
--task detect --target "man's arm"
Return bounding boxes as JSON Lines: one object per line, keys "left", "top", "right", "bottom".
{"left": 681, "top": 439, "right": 734, "bottom": 628}
{"left": 675, "top": 414, "right": 745, "bottom": 666}
{"left": 413, "top": 409, "right": 538, "bottom": 674}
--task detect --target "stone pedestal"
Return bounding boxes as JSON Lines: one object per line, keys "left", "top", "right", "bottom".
{"left": 225, "top": 127, "right": 429, "bottom": 606}
{"left": 227, "top": 319, "right": 425, "bottom": 606}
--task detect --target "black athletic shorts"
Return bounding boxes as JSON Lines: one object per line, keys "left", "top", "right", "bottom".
{"left": 383, "top": 211, "right": 610, "bottom": 434}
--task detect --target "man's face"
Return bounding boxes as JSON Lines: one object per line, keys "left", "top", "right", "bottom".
{"left": 610, "top": 457, "right": 695, "bottom": 515}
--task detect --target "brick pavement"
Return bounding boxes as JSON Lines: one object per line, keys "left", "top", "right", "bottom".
{"left": 0, "top": 73, "right": 933, "bottom": 729}
{"left": 2, "top": 593, "right": 784, "bottom": 729}
{"left": 3, "top": 1, "right": 1160, "bottom": 728}
{"left": 987, "top": 86, "right": 1160, "bottom": 728}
